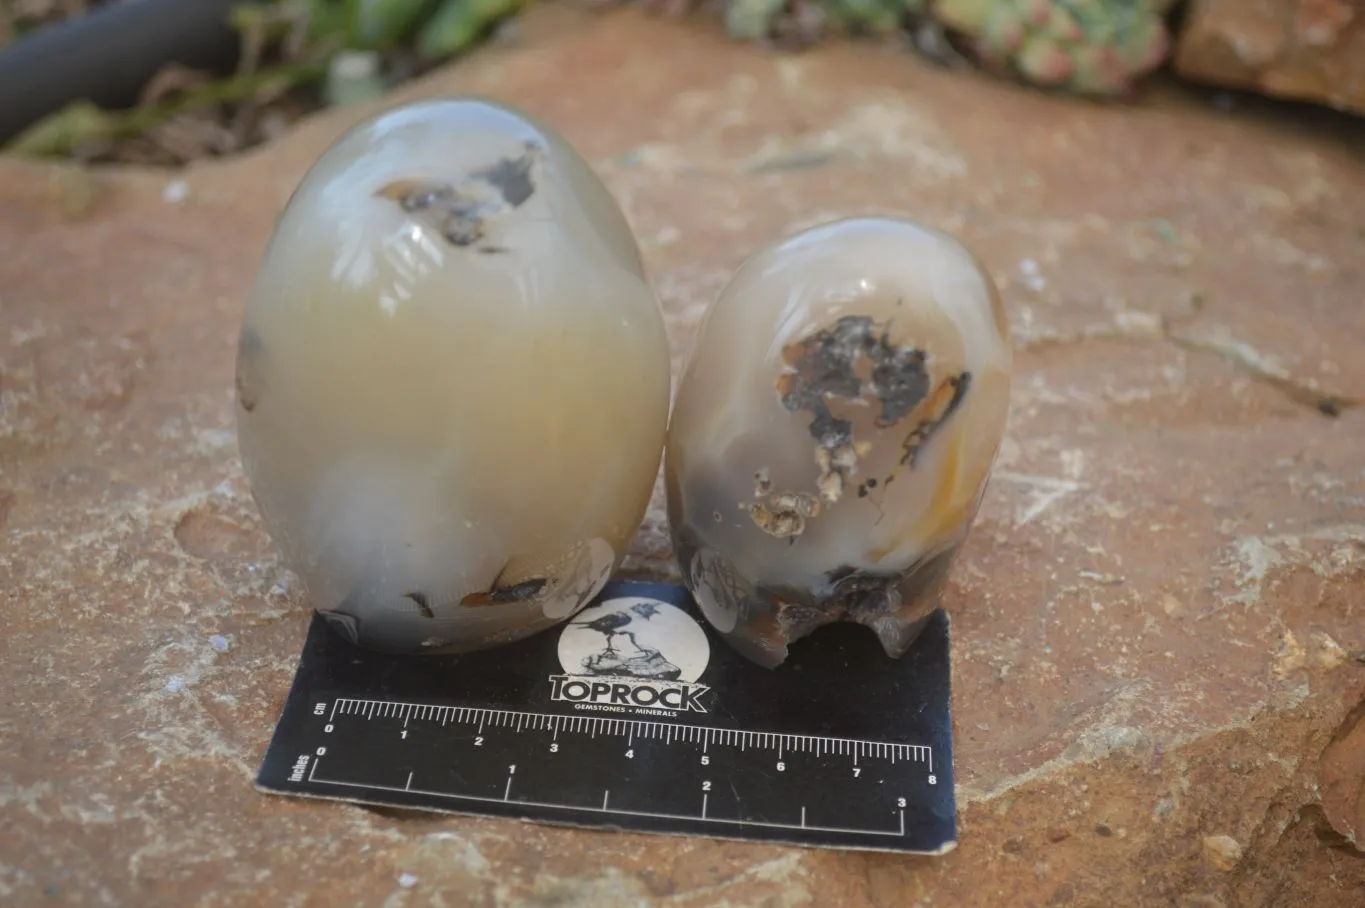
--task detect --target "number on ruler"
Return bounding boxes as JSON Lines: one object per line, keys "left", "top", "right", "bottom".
{"left": 474, "top": 736, "right": 483, "bottom": 746}
{"left": 508, "top": 764, "right": 516, "bottom": 774}
{"left": 897, "top": 797, "right": 907, "bottom": 808}
{"left": 777, "top": 762, "right": 785, "bottom": 772}
{"left": 549, "top": 743, "right": 558, "bottom": 753}
{"left": 324, "top": 724, "right": 333, "bottom": 733}
{"left": 625, "top": 749, "right": 634, "bottom": 759}
{"left": 313, "top": 703, "right": 326, "bottom": 715}
{"left": 702, "top": 781, "right": 711, "bottom": 792}
{"left": 853, "top": 767, "right": 861, "bottom": 777}
{"left": 928, "top": 775, "right": 937, "bottom": 785}
{"left": 401, "top": 731, "right": 408, "bottom": 739}
{"left": 700, "top": 755, "right": 709, "bottom": 766}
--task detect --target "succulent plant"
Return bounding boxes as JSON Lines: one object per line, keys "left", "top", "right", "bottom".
{"left": 617, "top": 0, "right": 1172, "bottom": 96}
{"left": 921, "top": 0, "right": 1175, "bottom": 95}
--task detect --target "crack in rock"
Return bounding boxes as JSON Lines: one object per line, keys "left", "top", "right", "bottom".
{"left": 1015, "top": 307, "right": 1361, "bottom": 418}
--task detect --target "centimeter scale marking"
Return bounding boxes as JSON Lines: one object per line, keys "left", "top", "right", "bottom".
{"left": 325, "top": 697, "right": 933, "bottom": 770}
{"left": 299, "top": 696, "right": 938, "bottom": 840}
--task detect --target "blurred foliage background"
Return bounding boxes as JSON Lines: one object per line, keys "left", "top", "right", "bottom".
{"left": 0, "top": 0, "right": 529, "bottom": 162}
{"left": 0, "top": 0, "right": 1181, "bottom": 164}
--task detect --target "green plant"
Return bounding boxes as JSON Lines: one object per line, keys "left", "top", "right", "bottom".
{"left": 4, "top": 0, "right": 527, "bottom": 159}
{"left": 933, "top": 0, "right": 1174, "bottom": 96}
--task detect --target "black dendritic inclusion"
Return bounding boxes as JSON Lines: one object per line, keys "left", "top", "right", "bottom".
{"left": 403, "top": 591, "right": 435, "bottom": 618}
{"left": 899, "top": 372, "right": 971, "bottom": 469}
{"left": 402, "top": 574, "right": 548, "bottom": 618}
{"left": 378, "top": 142, "right": 542, "bottom": 249}
{"left": 777, "top": 313, "right": 972, "bottom": 500}
{"left": 459, "top": 564, "right": 549, "bottom": 607}
{"left": 487, "top": 578, "right": 548, "bottom": 602}
{"left": 472, "top": 152, "right": 536, "bottom": 207}
{"left": 778, "top": 314, "right": 932, "bottom": 435}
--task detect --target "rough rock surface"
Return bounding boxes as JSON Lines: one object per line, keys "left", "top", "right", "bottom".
{"left": 3, "top": 6, "right": 1365, "bottom": 906}
{"left": 1174, "top": 0, "right": 1365, "bottom": 115}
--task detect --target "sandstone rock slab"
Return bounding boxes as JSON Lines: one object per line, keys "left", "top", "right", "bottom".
{"left": 1174, "top": 0, "right": 1365, "bottom": 115}
{"left": 3, "top": 7, "right": 1365, "bottom": 906}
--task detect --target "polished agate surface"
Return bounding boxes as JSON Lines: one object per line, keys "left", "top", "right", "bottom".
{"left": 666, "top": 217, "right": 1012, "bottom": 667}
{"left": 236, "top": 97, "right": 671, "bottom": 654}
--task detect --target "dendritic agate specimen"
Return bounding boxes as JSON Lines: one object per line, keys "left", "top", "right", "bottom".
{"left": 235, "top": 97, "right": 671, "bottom": 654}
{"left": 665, "top": 217, "right": 1011, "bottom": 668}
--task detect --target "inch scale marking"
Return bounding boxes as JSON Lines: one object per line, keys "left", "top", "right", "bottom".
{"left": 308, "top": 763, "right": 910, "bottom": 838}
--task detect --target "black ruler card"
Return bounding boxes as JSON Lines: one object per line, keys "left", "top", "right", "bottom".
{"left": 256, "top": 580, "right": 957, "bottom": 854}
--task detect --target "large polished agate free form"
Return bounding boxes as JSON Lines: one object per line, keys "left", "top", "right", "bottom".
{"left": 666, "top": 217, "right": 1011, "bottom": 668}
{"left": 235, "top": 97, "right": 671, "bottom": 654}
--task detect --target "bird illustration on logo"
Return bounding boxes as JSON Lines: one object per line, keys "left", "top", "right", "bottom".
{"left": 556, "top": 596, "right": 711, "bottom": 685}
{"left": 571, "top": 600, "right": 682, "bottom": 681}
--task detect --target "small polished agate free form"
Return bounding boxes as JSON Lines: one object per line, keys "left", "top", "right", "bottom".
{"left": 235, "top": 97, "right": 671, "bottom": 654}
{"left": 666, "top": 217, "right": 1011, "bottom": 668}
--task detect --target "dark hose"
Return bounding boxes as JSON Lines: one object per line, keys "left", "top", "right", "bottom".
{"left": 0, "top": 0, "right": 242, "bottom": 146}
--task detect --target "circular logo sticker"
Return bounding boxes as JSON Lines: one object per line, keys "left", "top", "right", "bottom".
{"left": 557, "top": 596, "right": 710, "bottom": 683}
